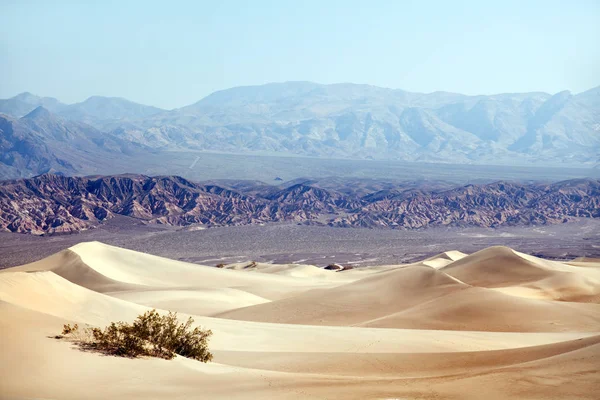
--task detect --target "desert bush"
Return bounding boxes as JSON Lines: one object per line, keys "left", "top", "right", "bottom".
{"left": 89, "top": 322, "right": 147, "bottom": 358}
{"left": 59, "top": 323, "right": 94, "bottom": 342}
{"left": 244, "top": 261, "right": 257, "bottom": 269}
{"left": 62, "top": 323, "right": 79, "bottom": 335}
{"left": 215, "top": 263, "right": 226, "bottom": 268}
{"left": 59, "top": 310, "right": 213, "bottom": 362}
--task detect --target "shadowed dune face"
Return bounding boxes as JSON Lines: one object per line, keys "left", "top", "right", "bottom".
{"left": 216, "top": 260, "right": 600, "bottom": 332}
{"left": 440, "top": 246, "right": 559, "bottom": 287}
{"left": 8, "top": 249, "right": 142, "bottom": 293}
{"left": 216, "top": 265, "right": 470, "bottom": 326}
{"left": 439, "top": 246, "right": 600, "bottom": 302}
{"left": 1, "top": 241, "right": 599, "bottom": 399}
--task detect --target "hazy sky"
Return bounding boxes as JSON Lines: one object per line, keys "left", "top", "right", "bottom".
{"left": 2, "top": 0, "right": 599, "bottom": 109}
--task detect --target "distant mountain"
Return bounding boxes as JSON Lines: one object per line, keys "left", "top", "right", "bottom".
{"left": 1, "top": 82, "right": 598, "bottom": 174}
{"left": 0, "top": 92, "right": 66, "bottom": 117}
{"left": 0, "top": 107, "right": 147, "bottom": 179}
{"left": 113, "top": 82, "right": 600, "bottom": 165}
{"left": 0, "top": 92, "right": 165, "bottom": 129}
{"left": 58, "top": 96, "right": 165, "bottom": 129}
{"left": 0, "top": 113, "right": 73, "bottom": 179}
{"left": 1, "top": 174, "right": 598, "bottom": 234}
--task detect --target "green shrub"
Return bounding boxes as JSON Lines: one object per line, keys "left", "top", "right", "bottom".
{"left": 59, "top": 310, "right": 213, "bottom": 362}
{"left": 89, "top": 322, "right": 147, "bottom": 358}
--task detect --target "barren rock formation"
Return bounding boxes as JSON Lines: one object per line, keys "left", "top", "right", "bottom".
{"left": 0, "top": 174, "right": 598, "bottom": 234}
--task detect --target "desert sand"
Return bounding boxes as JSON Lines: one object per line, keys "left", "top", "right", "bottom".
{"left": 1, "top": 241, "right": 599, "bottom": 399}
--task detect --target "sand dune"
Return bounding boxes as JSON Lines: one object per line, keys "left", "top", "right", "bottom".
{"left": 440, "top": 246, "right": 562, "bottom": 286}
{"left": 439, "top": 246, "right": 600, "bottom": 302}
{"left": 1, "top": 241, "right": 599, "bottom": 399}
{"left": 218, "top": 263, "right": 600, "bottom": 332}
{"left": 67, "top": 241, "right": 341, "bottom": 290}
{"left": 422, "top": 250, "right": 468, "bottom": 268}
{"left": 358, "top": 285, "right": 600, "bottom": 332}
{"left": 0, "top": 271, "right": 146, "bottom": 325}
{"left": 217, "top": 265, "right": 469, "bottom": 325}
{"left": 570, "top": 256, "right": 600, "bottom": 264}
{"left": 109, "top": 288, "right": 271, "bottom": 316}
{"left": 9, "top": 241, "right": 346, "bottom": 300}
{"left": 8, "top": 248, "right": 142, "bottom": 293}
{"left": 214, "top": 334, "right": 600, "bottom": 377}
{"left": 4, "top": 269, "right": 584, "bottom": 354}
{"left": 226, "top": 261, "right": 358, "bottom": 281}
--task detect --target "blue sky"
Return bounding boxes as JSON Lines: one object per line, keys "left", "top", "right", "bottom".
{"left": 2, "top": 0, "right": 599, "bottom": 109}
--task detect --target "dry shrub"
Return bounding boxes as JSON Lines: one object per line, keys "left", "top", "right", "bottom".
{"left": 60, "top": 323, "right": 94, "bottom": 342}
{"left": 62, "top": 323, "right": 78, "bottom": 335}
{"left": 59, "top": 310, "right": 213, "bottom": 362}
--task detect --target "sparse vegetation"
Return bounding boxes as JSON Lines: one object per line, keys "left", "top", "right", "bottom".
{"left": 244, "top": 261, "right": 258, "bottom": 269}
{"left": 215, "top": 263, "right": 226, "bottom": 268}
{"left": 62, "top": 323, "right": 78, "bottom": 335}
{"left": 58, "top": 310, "right": 213, "bottom": 362}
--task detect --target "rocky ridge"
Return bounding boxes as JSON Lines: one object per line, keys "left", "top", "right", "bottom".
{"left": 0, "top": 174, "right": 598, "bottom": 234}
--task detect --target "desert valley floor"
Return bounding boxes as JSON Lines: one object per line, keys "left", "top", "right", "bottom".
{"left": 0, "top": 241, "right": 599, "bottom": 399}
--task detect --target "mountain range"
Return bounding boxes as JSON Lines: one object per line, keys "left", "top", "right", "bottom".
{"left": 0, "top": 106, "right": 149, "bottom": 179}
{"left": 1, "top": 82, "right": 599, "bottom": 178}
{"left": 1, "top": 173, "right": 598, "bottom": 234}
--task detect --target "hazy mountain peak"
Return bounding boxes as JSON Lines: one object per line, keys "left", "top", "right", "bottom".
{"left": 553, "top": 90, "right": 572, "bottom": 98}
{"left": 577, "top": 85, "right": 600, "bottom": 96}
{"left": 0, "top": 93, "right": 66, "bottom": 118}
{"left": 82, "top": 95, "right": 135, "bottom": 104}
{"left": 12, "top": 92, "right": 64, "bottom": 107}
{"left": 14, "top": 92, "right": 40, "bottom": 102}
{"left": 574, "top": 85, "right": 600, "bottom": 107}
{"left": 76, "top": 95, "right": 163, "bottom": 110}
{"left": 22, "top": 106, "right": 53, "bottom": 120}
{"left": 191, "top": 81, "right": 323, "bottom": 108}
{"left": 58, "top": 96, "right": 165, "bottom": 125}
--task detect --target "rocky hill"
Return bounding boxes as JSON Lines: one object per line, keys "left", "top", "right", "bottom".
{"left": 0, "top": 174, "right": 598, "bottom": 234}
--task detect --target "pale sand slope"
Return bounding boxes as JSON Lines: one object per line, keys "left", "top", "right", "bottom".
{"left": 225, "top": 261, "right": 361, "bottom": 281}
{"left": 2, "top": 301, "right": 598, "bottom": 400}
{"left": 3, "top": 271, "right": 584, "bottom": 353}
{"left": 11, "top": 242, "right": 355, "bottom": 300}
{"left": 218, "top": 263, "right": 600, "bottom": 332}
{"left": 422, "top": 250, "right": 468, "bottom": 268}
{"left": 110, "top": 288, "right": 271, "bottom": 316}
{"left": 569, "top": 256, "right": 600, "bottom": 265}
{"left": 1, "top": 241, "right": 599, "bottom": 399}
